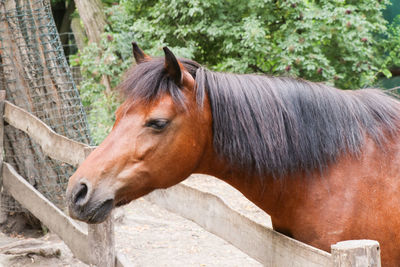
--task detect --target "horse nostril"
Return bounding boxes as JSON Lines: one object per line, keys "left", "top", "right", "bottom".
{"left": 73, "top": 182, "right": 90, "bottom": 206}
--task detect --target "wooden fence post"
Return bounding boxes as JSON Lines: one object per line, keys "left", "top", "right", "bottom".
{"left": 85, "top": 146, "right": 116, "bottom": 267}
{"left": 0, "top": 90, "right": 6, "bottom": 223}
{"left": 331, "top": 240, "right": 381, "bottom": 267}
{"left": 0, "top": 91, "right": 6, "bottom": 175}
{"left": 88, "top": 215, "right": 115, "bottom": 267}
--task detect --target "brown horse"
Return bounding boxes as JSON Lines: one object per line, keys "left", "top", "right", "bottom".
{"left": 67, "top": 43, "right": 400, "bottom": 266}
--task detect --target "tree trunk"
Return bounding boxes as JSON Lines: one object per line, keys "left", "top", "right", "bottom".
{"left": 73, "top": 0, "right": 107, "bottom": 44}
{"left": 71, "top": 17, "right": 86, "bottom": 51}
{"left": 74, "top": 0, "right": 113, "bottom": 94}
{"left": 0, "top": 0, "right": 91, "bottom": 228}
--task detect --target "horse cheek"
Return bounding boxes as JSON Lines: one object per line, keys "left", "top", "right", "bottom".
{"left": 133, "top": 134, "right": 158, "bottom": 161}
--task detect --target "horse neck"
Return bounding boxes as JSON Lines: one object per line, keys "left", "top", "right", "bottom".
{"left": 195, "top": 154, "right": 289, "bottom": 221}
{"left": 191, "top": 89, "right": 298, "bottom": 222}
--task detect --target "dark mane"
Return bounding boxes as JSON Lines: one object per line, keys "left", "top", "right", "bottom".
{"left": 120, "top": 58, "right": 400, "bottom": 178}
{"left": 119, "top": 58, "right": 201, "bottom": 106}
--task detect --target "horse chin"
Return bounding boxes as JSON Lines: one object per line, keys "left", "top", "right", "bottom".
{"left": 69, "top": 198, "right": 114, "bottom": 224}
{"left": 88, "top": 199, "right": 114, "bottom": 224}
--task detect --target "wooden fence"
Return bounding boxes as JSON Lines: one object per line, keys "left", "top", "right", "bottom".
{"left": 0, "top": 93, "right": 381, "bottom": 266}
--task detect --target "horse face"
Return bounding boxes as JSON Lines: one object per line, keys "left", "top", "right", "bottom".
{"left": 66, "top": 46, "right": 212, "bottom": 223}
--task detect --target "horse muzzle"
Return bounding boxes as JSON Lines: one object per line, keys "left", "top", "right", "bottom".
{"left": 66, "top": 178, "right": 114, "bottom": 224}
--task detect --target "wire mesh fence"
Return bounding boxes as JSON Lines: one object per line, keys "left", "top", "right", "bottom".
{"left": 59, "top": 32, "right": 83, "bottom": 86}
{"left": 0, "top": 0, "right": 92, "bottom": 213}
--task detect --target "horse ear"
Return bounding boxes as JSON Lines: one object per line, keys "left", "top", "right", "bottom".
{"left": 163, "top": 47, "right": 182, "bottom": 85}
{"left": 132, "top": 42, "right": 149, "bottom": 64}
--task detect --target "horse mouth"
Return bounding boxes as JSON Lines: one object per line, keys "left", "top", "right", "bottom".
{"left": 115, "top": 198, "right": 129, "bottom": 207}
{"left": 69, "top": 198, "right": 114, "bottom": 224}
{"left": 87, "top": 199, "right": 114, "bottom": 224}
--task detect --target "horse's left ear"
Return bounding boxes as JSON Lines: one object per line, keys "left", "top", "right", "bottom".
{"left": 163, "top": 47, "right": 182, "bottom": 85}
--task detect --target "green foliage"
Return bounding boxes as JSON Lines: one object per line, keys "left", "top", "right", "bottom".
{"left": 71, "top": 42, "right": 126, "bottom": 144}
{"left": 76, "top": 0, "right": 400, "bottom": 142}
{"left": 108, "top": 0, "right": 391, "bottom": 88}
{"left": 381, "top": 15, "right": 400, "bottom": 77}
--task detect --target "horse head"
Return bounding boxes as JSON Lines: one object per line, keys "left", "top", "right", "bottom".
{"left": 66, "top": 44, "right": 213, "bottom": 223}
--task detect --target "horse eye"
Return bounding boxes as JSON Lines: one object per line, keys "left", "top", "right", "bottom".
{"left": 145, "top": 119, "right": 170, "bottom": 131}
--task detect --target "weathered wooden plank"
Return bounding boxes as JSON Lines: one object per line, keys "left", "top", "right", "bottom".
{"left": 1, "top": 162, "right": 91, "bottom": 264}
{"left": 331, "top": 240, "right": 381, "bottom": 267}
{"left": 88, "top": 215, "right": 115, "bottom": 267}
{"left": 0, "top": 90, "right": 6, "bottom": 186}
{"left": 0, "top": 239, "right": 61, "bottom": 257}
{"left": 3, "top": 101, "right": 90, "bottom": 166}
{"left": 2, "top": 162, "right": 133, "bottom": 266}
{"left": 145, "top": 183, "right": 332, "bottom": 267}
{"left": 0, "top": 90, "right": 6, "bottom": 223}
{"left": 2, "top": 110, "right": 132, "bottom": 266}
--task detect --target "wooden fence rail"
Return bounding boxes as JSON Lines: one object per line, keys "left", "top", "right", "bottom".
{"left": 0, "top": 97, "right": 382, "bottom": 266}
{"left": 1, "top": 99, "right": 130, "bottom": 267}
{"left": 3, "top": 101, "right": 90, "bottom": 167}
{"left": 145, "top": 184, "right": 332, "bottom": 266}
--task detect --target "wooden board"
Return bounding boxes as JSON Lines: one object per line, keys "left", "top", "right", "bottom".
{"left": 145, "top": 184, "right": 333, "bottom": 267}
{"left": 1, "top": 162, "right": 131, "bottom": 266}
{"left": 88, "top": 214, "right": 115, "bottom": 267}
{"left": 2, "top": 162, "right": 91, "bottom": 264}
{"left": 3, "top": 101, "right": 91, "bottom": 166}
{"left": 331, "top": 240, "right": 381, "bottom": 267}
{"left": 0, "top": 91, "right": 6, "bottom": 186}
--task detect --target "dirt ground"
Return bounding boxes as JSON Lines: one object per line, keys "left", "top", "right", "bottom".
{"left": 0, "top": 174, "right": 272, "bottom": 266}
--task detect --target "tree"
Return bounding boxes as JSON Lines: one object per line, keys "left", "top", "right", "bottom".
{"left": 115, "top": 0, "right": 391, "bottom": 88}
{"left": 74, "top": 0, "right": 107, "bottom": 44}
{"left": 74, "top": 0, "right": 399, "bottom": 142}
{"left": 73, "top": 0, "right": 114, "bottom": 94}
{"left": 0, "top": 0, "right": 91, "bottom": 229}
